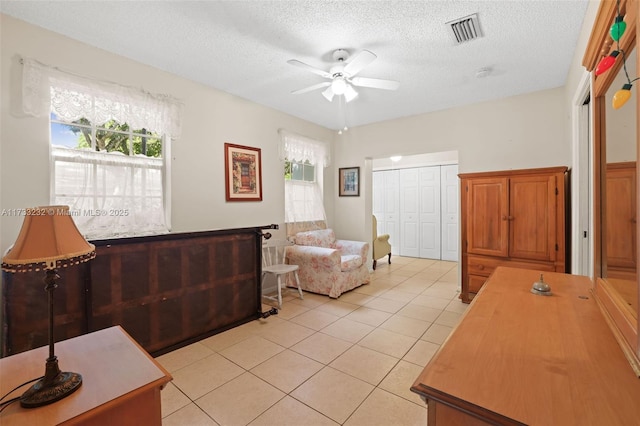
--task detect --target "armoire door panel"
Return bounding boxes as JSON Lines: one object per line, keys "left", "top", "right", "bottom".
{"left": 508, "top": 175, "right": 556, "bottom": 261}
{"left": 466, "top": 178, "right": 509, "bottom": 257}
{"left": 606, "top": 164, "right": 637, "bottom": 269}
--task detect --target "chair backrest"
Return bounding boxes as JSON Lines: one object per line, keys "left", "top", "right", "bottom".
{"left": 372, "top": 215, "right": 378, "bottom": 239}
{"left": 262, "top": 239, "right": 294, "bottom": 267}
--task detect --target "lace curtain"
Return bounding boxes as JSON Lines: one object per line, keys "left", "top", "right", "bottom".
{"left": 279, "top": 130, "right": 329, "bottom": 237}
{"left": 22, "top": 58, "right": 183, "bottom": 137}
{"left": 52, "top": 146, "right": 168, "bottom": 239}
{"left": 278, "top": 129, "right": 331, "bottom": 166}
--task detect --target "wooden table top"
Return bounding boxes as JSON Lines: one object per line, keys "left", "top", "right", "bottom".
{"left": 0, "top": 326, "right": 172, "bottom": 425}
{"left": 411, "top": 267, "right": 640, "bottom": 425}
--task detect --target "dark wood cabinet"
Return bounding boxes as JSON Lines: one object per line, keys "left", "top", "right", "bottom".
{"left": 460, "top": 167, "right": 569, "bottom": 302}
{"left": 606, "top": 162, "right": 637, "bottom": 279}
{"left": 2, "top": 226, "right": 272, "bottom": 357}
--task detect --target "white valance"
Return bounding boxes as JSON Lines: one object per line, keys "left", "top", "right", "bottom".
{"left": 22, "top": 58, "right": 183, "bottom": 138}
{"left": 278, "top": 129, "right": 330, "bottom": 167}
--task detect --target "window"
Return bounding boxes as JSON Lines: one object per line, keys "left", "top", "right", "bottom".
{"left": 285, "top": 159, "right": 315, "bottom": 183}
{"left": 279, "top": 130, "right": 329, "bottom": 236}
{"left": 21, "top": 58, "right": 182, "bottom": 240}
{"left": 50, "top": 114, "right": 168, "bottom": 239}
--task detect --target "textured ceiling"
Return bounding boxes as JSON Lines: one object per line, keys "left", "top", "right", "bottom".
{"left": 0, "top": 1, "right": 590, "bottom": 130}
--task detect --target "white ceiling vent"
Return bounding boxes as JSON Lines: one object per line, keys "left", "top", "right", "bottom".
{"left": 446, "top": 13, "right": 483, "bottom": 44}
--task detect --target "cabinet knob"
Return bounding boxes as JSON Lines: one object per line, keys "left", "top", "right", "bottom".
{"left": 477, "top": 264, "right": 484, "bottom": 270}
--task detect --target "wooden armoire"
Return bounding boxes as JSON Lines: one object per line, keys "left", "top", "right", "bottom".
{"left": 460, "top": 166, "right": 570, "bottom": 302}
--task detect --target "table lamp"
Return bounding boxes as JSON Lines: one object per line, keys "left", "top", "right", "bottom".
{"left": 1, "top": 206, "right": 96, "bottom": 408}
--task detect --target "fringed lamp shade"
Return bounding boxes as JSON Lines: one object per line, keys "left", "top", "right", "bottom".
{"left": 1, "top": 206, "right": 95, "bottom": 273}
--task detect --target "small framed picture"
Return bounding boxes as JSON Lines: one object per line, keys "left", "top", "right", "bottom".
{"left": 338, "top": 167, "right": 360, "bottom": 197}
{"left": 224, "top": 143, "right": 263, "bottom": 201}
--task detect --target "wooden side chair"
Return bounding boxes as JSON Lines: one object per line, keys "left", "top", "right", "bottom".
{"left": 261, "top": 239, "right": 303, "bottom": 308}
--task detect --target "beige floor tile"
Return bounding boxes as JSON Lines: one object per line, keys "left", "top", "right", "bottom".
{"left": 248, "top": 396, "right": 338, "bottom": 426}
{"left": 344, "top": 306, "right": 392, "bottom": 327}
{"left": 257, "top": 319, "right": 315, "bottom": 347}
{"left": 241, "top": 315, "right": 286, "bottom": 334}
{"left": 200, "top": 323, "right": 257, "bottom": 352}
{"left": 329, "top": 345, "right": 399, "bottom": 386}
{"left": 353, "top": 284, "right": 390, "bottom": 297}
{"left": 250, "top": 349, "right": 323, "bottom": 393}
{"left": 403, "top": 340, "right": 440, "bottom": 367}
{"left": 377, "top": 289, "right": 417, "bottom": 303}
{"left": 421, "top": 323, "right": 453, "bottom": 344}
{"left": 445, "top": 298, "right": 468, "bottom": 314}
{"left": 161, "top": 382, "right": 191, "bottom": 418}
{"left": 290, "top": 367, "right": 374, "bottom": 424}
{"left": 394, "top": 281, "right": 432, "bottom": 294}
{"left": 410, "top": 294, "right": 451, "bottom": 310}
{"left": 344, "top": 388, "right": 427, "bottom": 426}
{"left": 171, "top": 353, "right": 244, "bottom": 400}
{"left": 290, "top": 309, "right": 341, "bottom": 331}
{"left": 337, "top": 291, "right": 376, "bottom": 306}
{"left": 275, "top": 301, "right": 310, "bottom": 319}
{"left": 379, "top": 315, "right": 431, "bottom": 339}
{"left": 290, "top": 332, "right": 353, "bottom": 364}
{"left": 315, "top": 299, "right": 360, "bottom": 317}
{"left": 289, "top": 292, "right": 330, "bottom": 308}
{"left": 162, "top": 403, "right": 219, "bottom": 426}
{"left": 435, "top": 310, "right": 463, "bottom": 327}
{"left": 219, "top": 336, "right": 285, "bottom": 370}
{"left": 364, "top": 296, "right": 407, "bottom": 313}
{"left": 378, "top": 360, "right": 426, "bottom": 406}
{"left": 196, "top": 372, "right": 285, "bottom": 426}
{"left": 358, "top": 328, "right": 417, "bottom": 358}
{"left": 320, "top": 318, "right": 375, "bottom": 343}
{"left": 421, "top": 285, "right": 460, "bottom": 300}
{"left": 396, "top": 303, "right": 442, "bottom": 322}
{"left": 156, "top": 342, "right": 215, "bottom": 373}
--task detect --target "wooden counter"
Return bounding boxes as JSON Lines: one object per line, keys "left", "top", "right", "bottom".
{"left": 411, "top": 267, "right": 640, "bottom": 425}
{"left": 0, "top": 326, "right": 171, "bottom": 425}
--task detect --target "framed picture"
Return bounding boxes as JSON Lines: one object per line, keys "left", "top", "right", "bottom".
{"left": 338, "top": 167, "right": 360, "bottom": 196}
{"left": 224, "top": 143, "right": 262, "bottom": 201}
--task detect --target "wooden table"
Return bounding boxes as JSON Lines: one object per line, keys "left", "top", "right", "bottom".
{"left": 0, "top": 326, "right": 172, "bottom": 425}
{"left": 411, "top": 267, "right": 640, "bottom": 425}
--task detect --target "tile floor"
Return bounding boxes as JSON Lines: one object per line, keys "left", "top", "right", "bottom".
{"left": 157, "top": 256, "right": 467, "bottom": 426}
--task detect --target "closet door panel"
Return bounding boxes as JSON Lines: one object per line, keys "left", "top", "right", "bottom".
{"left": 400, "top": 169, "right": 420, "bottom": 257}
{"left": 419, "top": 166, "right": 441, "bottom": 259}
{"left": 441, "top": 165, "right": 459, "bottom": 262}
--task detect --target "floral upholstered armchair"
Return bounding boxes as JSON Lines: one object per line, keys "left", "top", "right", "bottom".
{"left": 285, "top": 229, "right": 370, "bottom": 298}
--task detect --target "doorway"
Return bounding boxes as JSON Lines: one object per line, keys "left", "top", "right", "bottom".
{"left": 372, "top": 151, "right": 459, "bottom": 262}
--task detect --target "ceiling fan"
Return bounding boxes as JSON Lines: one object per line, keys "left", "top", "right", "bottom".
{"left": 288, "top": 49, "right": 400, "bottom": 103}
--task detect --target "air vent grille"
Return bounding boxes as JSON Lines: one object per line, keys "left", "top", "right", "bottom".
{"left": 446, "top": 13, "right": 482, "bottom": 44}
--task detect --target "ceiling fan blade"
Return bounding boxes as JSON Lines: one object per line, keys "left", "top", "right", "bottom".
{"left": 287, "top": 59, "right": 331, "bottom": 78}
{"left": 344, "top": 85, "right": 359, "bottom": 102}
{"left": 322, "top": 86, "right": 335, "bottom": 102}
{"left": 291, "top": 82, "right": 331, "bottom": 95}
{"left": 351, "top": 77, "right": 400, "bottom": 91}
{"left": 343, "top": 50, "right": 377, "bottom": 77}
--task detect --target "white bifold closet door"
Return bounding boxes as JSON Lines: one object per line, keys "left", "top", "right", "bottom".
{"left": 374, "top": 165, "right": 459, "bottom": 261}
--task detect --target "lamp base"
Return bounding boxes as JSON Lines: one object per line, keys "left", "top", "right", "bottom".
{"left": 20, "top": 356, "right": 82, "bottom": 408}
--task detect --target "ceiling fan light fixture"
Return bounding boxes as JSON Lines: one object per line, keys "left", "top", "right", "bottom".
{"left": 344, "top": 85, "right": 358, "bottom": 102}
{"left": 322, "top": 87, "right": 335, "bottom": 102}
{"left": 331, "top": 77, "right": 347, "bottom": 95}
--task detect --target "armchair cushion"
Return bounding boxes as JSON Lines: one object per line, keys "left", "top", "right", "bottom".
{"left": 295, "top": 228, "right": 337, "bottom": 248}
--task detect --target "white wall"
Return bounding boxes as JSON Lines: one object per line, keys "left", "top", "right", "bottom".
{"left": 0, "top": 14, "right": 335, "bottom": 255}
{"left": 331, "top": 0, "right": 602, "bottom": 248}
